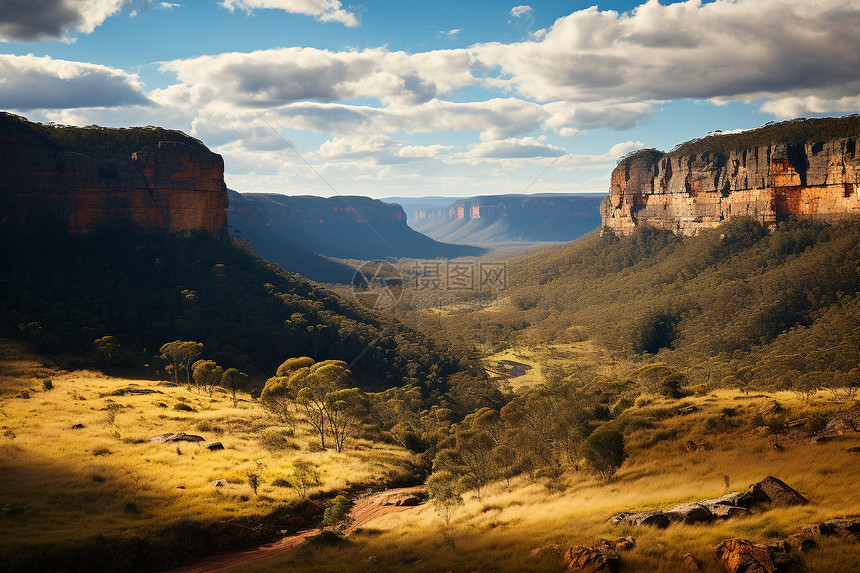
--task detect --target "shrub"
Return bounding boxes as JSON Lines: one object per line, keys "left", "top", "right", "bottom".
{"left": 579, "top": 429, "right": 627, "bottom": 481}
{"left": 173, "top": 403, "right": 194, "bottom": 412}
{"left": 42, "top": 378, "right": 53, "bottom": 391}
{"left": 322, "top": 495, "right": 353, "bottom": 529}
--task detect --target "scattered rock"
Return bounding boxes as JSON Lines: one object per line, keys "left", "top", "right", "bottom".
{"left": 749, "top": 476, "right": 808, "bottom": 506}
{"left": 150, "top": 433, "right": 205, "bottom": 443}
{"left": 685, "top": 440, "right": 708, "bottom": 452}
{"left": 563, "top": 544, "right": 618, "bottom": 572}
{"left": 609, "top": 510, "right": 669, "bottom": 528}
{"left": 665, "top": 503, "right": 714, "bottom": 525}
{"left": 847, "top": 446, "right": 860, "bottom": 453}
{"left": 714, "top": 538, "right": 793, "bottom": 573}
{"left": 71, "top": 423, "right": 84, "bottom": 429}
{"left": 800, "top": 518, "right": 860, "bottom": 540}
{"left": 784, "top": 418, "right": 808, "bottom": 428}
{"left": 207, "top": 442, "right": 224, "bottom": 451}
{"left": 210, "top": 479, "right": 229, "bottom": 487}
{"left": 177, "top": 486, "right": 185, "bottom": 489}
{"left": 678, "top": 405, "right": 699, "bottom": 415}
{"left": 759, "top": 400, "right": 781, "bottom": 417}
{"left": 112, "top": 385, "right": 161, "bottom": 396}
{"left": 682, "top": 553, "right": 702, "bottom": 572}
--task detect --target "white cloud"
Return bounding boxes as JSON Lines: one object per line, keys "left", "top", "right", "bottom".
{"left": 159, "top": 47, "right": 476, "bottom": 107}
{"left": 468, "top": 136, "right": 564, "bottom": 159}
{"left": 0, "top": 54, "right": 147, "bottom": 110}
{"left": 0, "top": 0, "right": 128, "bottom": 41}
{"left": 475, "top": 0, "right": 860, "bottom": 110}
{"left": 510, "top": 5, "right": 532, "bottom": 18}
{"left": 221, "top": 0, "right": 359, "bottom": 27}
{"left": 440, "top": 29, "right": 461, "bottom": 37}
{"left": 158, "top": 2, "right": 181, "bottom": 9}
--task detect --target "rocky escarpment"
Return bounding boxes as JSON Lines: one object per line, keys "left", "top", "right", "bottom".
{"left": 227, "top": 191, "right": 485, "bottom": 265}
{"left": 602, "top": 117, "right": 860, "bottom": 235}
{"left": 413, "top": 193, "right": 604, "bottom": 244}
{"left": 0, "top": 113, "right": 227, "bottom": 235}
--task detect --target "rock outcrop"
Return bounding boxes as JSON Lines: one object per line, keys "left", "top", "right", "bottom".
{"left": 602, "top": 117, "right": 860, "bottom": 235}
{"left": 0, "top": 113, "right": 227, "bottom": 235}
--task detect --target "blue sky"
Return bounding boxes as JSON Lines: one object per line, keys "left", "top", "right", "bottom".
{"left": 2, "top": 1, "right": 859, "bottom": 198}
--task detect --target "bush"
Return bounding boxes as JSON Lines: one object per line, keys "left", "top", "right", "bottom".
{"left": 42, "top": 378, "right": 53, "bottom": 391}
{"left": 322, "top": 495, "right": 352, "bottom": 529}
{"left": 579, "top": 429, "right": 627, "bottom": 481}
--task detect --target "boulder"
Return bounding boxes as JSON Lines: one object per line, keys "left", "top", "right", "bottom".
{"left": 749, "top": 476, "right": 808, "bottom": 506}
{"left": 700, "top": 491, "right": 755, "bottom": 509}
{"left": 714, "top": 538, "right": 793, "bottom": 573}
{"left": 609, "top": 510, "right": 669, "bottom": 528}
{"left": 708, "top": 505, "right": 750, "bottom": 519}
{"left": 563, "top": 544, "right": 619, "bottom": 572}
{"left": 530, "top": 544, "right": 562, "bottom": 557}
{"left": 665, "top": 503, "right": 714, "bottom": 525}
{"left": 207, "top": 442, "right": 225, "bottom": 451}
{"left": 800, "top": 518, "right": 860, "bottom": 540}
{"left": 374, "top": 487, "right": 426, "bottom": 507}
{"left": 150, "top": 432, "right": 205, "bottom": 443}
{"left": 759, "top": 400, "right": 781, "bottom": 417}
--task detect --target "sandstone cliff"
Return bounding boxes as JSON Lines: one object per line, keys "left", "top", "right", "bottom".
{"left": 413, "top": 194, "right": 603, "bottom": 244}
{"left": 601, "top": 117, "right": 860, "bottom": 235}
{"left": 0, "top": 113, "right": 227, "bottom": 235}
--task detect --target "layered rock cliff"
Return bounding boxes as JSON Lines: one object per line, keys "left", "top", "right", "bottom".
{"left": 601, "top": 117, "right": 860, "bottom": 235}
{"left": 0, "top": 113, "right": 227, "bottom": 235}
{"left": 413, "top": 194, "right": 603, "bottom": 244}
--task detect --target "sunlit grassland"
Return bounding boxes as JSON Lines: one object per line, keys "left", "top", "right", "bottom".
{"left": 0, "top": 344, "right": 412, "bottom": 551}
{"left": 245, "top": 390, "right": 860, "bottom": 573}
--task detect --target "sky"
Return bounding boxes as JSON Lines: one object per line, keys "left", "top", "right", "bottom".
{"left": 2, "top": 1, "right": 860, "bottom": 199}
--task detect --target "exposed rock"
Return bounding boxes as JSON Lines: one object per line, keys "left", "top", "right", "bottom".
{"left": 847, "top": 446, "right": 860, "bottom": 453}
{"left": 759, "top": 400, "right": 782, "bottom": 417}
{"left": 210, "top": 479, "right": 229, "bottom": 487}
{"left": 150, "top": 432, "right": 205, "bottom": 443}
{"left": 708, "top": 505, "right": 751, "bottom": 519}
{"left": 207, "top": 442, "right": 224, "bottom": 451}
{"left": 683, "top": 553, "right": 702, "bottom": 572}
{"left": 563, "top": 544, "right": 619, "bottom": 572}
{"left": 749, "top": 476, "right": 809, "bottom": 506}
{"left": 714, "top": 538, "right": 793, "bottom": 573}
{"left": 71, "top": 423, "right": 85, "bottom": 429}
{"left": 602, "top": 117, "right": 860, "bottom": 236}
{"left": 530, "top": 543, "right": 562, "bottom": 557}
{"left": 665, "top": 503, "right": 715, "bottom": 525}
{"left": 677, "top": 405, "right": 699, "bottom": 415}
{"left": 0, "top": 113, "right": 227, "bottom": 235}
{"left": 373, "top": 487, "right": 426, "bottom": 507}
{"left": 700, "top": 491, "right": 756, "bottom": 509}
{"left": 799, "top": 518, "right": 860, "bottom": 540}
{"left": 609, "top": 510, "right": 669, "bottom": 528}
{"left": 113, "top": 386, "right": 161, "bottom": 396}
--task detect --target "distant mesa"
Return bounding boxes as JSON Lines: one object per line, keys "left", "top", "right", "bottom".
{"left": 227, "top": 191, "right": 486, "bottom": 282}
{"left": 602, "top": 116, "right": 860, "bottom": 235}
{"left": 0, "top": 113, "right": 228, "bottom": 236}
{"left": 406, "top": 193, "right": 605, "bottom": 245}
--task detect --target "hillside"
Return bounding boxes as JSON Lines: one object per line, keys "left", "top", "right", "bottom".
{"left": 412, "top": 194, "right": 604, "bottom": 245}
{"left": 0, "top": 225, "right": 471, "bottom": 388}
{"left": 603, "top": 116, "right": 860, "bottom": 235}
{"left": 227, "top": 192, "right": 486, "bottom": 268}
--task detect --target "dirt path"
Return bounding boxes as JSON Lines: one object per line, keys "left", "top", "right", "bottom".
{"left": 165, "top": 487, "right": 426, "bottom": 573}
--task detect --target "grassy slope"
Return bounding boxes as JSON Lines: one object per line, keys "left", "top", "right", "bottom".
{"left": 0, "top": 343, "right": 413, "bottom": 565}
{"left": 244, "top": 390, "right": 860, "bottom": 573}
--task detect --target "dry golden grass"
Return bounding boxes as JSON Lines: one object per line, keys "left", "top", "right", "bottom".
{"left": 0, "top": 343, "right": 411, "bottom": 551}
{"left": 244, "top": 389, "right": 860, "bottom": 573}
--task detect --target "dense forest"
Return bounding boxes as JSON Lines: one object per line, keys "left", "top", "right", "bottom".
{"left": 400, "top": 218, "right": 860, "bottom": 395}
{"left": 0, "top": 224, "right": 476, "bottom": 391}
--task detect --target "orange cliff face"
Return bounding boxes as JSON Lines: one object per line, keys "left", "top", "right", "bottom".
{"left": 0, "top": 114, "right": 228, "bottom": 235}
{"left": 601, "top": 118, "right": 860, "bottom": 235}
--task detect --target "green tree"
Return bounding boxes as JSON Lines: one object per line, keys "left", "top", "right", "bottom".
{"left": 322, "top": 495, "right": 353, "bottom": 530}
{"left": 158, "top": 340, "right": 203, "bottom": 386}
{"left": 426, "top": 470, "right": 462, "bottom": 525}
{"left": 580, "top": 429, "right": 627, "bottom": 482}
{"left": 222, "top": 368, "right": 249, "bottom": 407}
{"left": 192, "top": 360, "right": 223, "bottom": 395}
